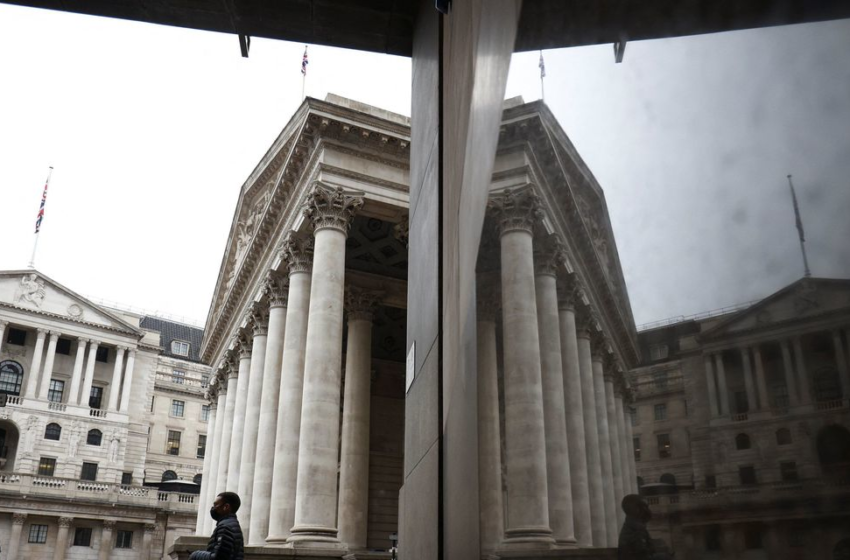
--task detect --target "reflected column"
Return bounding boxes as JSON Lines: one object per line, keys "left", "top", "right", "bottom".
{"left": 833, "top": 330, "right": 850, "bottom": 399}
{"left": 238, "top": 313, "right": 267, "bottom": 541}
{"left": 591, "top": 337, "right": 617, "bottom": 547}
{"left": 604, "top": 360, "right": 625, "bottom": 531}
{"left": 214, "top": 361, "right": 238, "bottom": 494}
{"left": 203, "top": 382, "right": 227, "bottom": 534}
{"left": 25, "top": 328, "right": 48, "bottom": 398}
{"left": 79, "top": 340, "right": 100, "bottom": 406}
{"left": 196, "top": 394, "right": 218, "bottom": 534}
{"left": 227, "top": 332, "right": 254, "bottom": 492}
{"left": 37, "top": 331, "right": 60, "bottom": 400}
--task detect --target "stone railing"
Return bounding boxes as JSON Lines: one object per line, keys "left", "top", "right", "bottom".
{"left": 0, "top": 472, "right": 198, "bottom": 513}
{"left": 815, "top": 398, "right": 846, "bottom": 411}
{"left": 1, "top": 396, "right": 127, "bottom": 422}
{"left": 155, "top": 371, "right": 208, "bottom": 392}
{"left": 5, "top": 395, "right": 23, "bottom": 406}
{"left": 730, "top": 413, "right": 748, "bottom": 422}
{"left": 89, "top": 408, "right": 108, "bottom": 418}
{"left": 48, "top": 402, "right": 67, "bottom": 412}
{"left": 633, "top": 376, "right": 684, "bottom": 397}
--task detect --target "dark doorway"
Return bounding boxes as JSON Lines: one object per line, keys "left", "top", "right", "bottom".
{"left": 817, "top": 425, "right": 850, "bottom": 478}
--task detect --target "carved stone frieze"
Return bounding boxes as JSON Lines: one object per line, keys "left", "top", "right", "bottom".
{"left": 302, "top": 182, "right": 365, "bottom": 234}
{"left": 15, "top": 273, "right": 46, "bottom": 308}
{"left": 488, "top": 186, "right": 544, "bottom": 236}
{"left": 344, "top": 286, "right": 383, "bottom": 322}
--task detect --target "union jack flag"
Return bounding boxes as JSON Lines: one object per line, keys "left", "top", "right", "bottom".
{"left": 34, "top": 169, "right": 52, "bottom": 234}
{"left": 301, "top": 46, "right": 309, "bottom": 76}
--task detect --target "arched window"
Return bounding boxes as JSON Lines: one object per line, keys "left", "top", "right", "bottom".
{"left": 0, "top": 360, "right": 25, "bottom": 396}
{"left": 161, "top": 470, "right": 178, "bottom": 482}
{"left": 193, "top": 473, "right": 203, "bottom": 485}
{"left": 776, "top": 428, "right": 792, "bottom": 445}
{"left": 736, "top": 433, "right": 751, "bottom": 450}
{"left": 44, "top": 423, "right": 62, "bottom": 441}
{"left": 87, "top": 429, "right": 102, "bottom": 446}
{"left": 660, "top": 473, "right": 677, "bottom": 485}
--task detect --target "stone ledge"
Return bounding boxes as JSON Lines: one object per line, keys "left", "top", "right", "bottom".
{"left": 495, "top": 548, "right": 617, "bottom": 560}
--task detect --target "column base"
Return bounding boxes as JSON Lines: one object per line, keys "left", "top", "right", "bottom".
{"left": 495, "top": 548, "right": 617, "bottom": 560}
{"left": 499, "top": 526, "right": 556, "bottom": 551}
{"left": 285, "top": 525, "right": 346, "bottom": 549}
{"left": 553, "top": 538, "right": 579, "bottom": 549}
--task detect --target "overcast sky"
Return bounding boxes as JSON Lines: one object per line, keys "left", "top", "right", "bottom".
{"left": 1, "top": 5, "right": 848, "bottom": 328}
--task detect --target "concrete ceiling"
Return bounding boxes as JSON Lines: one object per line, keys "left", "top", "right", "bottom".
{"left": 3, "top": 0, "right": 850, "bottom": 57}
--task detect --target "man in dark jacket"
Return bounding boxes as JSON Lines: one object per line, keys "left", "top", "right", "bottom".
{"left": 618, "top": 494, "right": 672, "bottom": 560}
{"left": 190, "top": 491, "right": 244, "bottom": 560}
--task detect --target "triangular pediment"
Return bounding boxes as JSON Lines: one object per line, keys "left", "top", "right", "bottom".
{"left": 702, "top": 278, "right": 850, "bottom": 339}
{"left": 0, "top": 270, "right": 142, "bottom": 336}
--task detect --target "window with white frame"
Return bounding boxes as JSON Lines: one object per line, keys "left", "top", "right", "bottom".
{"left": 171, "top": 340, "right": 190, "bottom": 356}
{"left": 116, "top": 530, "right": 133, "bottom": 549}
{"left": 167, "top": 430, "right": 181, "bottom": 456}
{"left": 28, "top": 524, "right": 48, "bottom": 544}
{"left": 172, "top": 370, "right": 185, "bottom": 384}
{"left": 201, "top": 404, "right": 210, "bottom": 422}
{"left": 171, "top": 399, "right": 185, "bottom": 417}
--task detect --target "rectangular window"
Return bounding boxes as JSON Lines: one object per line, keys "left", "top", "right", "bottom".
{"left": 95, "top": 346, "right": 109, "bottom": 363}
{"left": 80, "top": 462, "right": 98, "bottom": 481}
{"left": 201, "top": 374, "right": 210, "bottom": 388}
{"left": 6, "top": 327, "right": 27, "bottom": 346}
{"left": 171, "top": 340, "right": 190, "bottom": 356}
{"left": 705, "top": 475, "right": 717, "bottom": 489}
{"left": 780, "top": 461, "right": 799, "bottom": 482}
{"left": 167, "top": 430, "right": 181, "bottom": 456}
{"left": 739, "top": 465, "right": 757, "bottom": 485}
{"left": 772, "top": 383, "right": 789, "bottom": 408}
{"left": 172, "top": 370, "right": 185, "bottom": 384}
{"left": 150, "top": 395, "right": 156, "bottom": 412}
{"left": 171, "top": 399, "right": 185, "bottom": 417}
{"left": 47, "top": 379, "right": 65, "bottom": 403}
{"left": 654, "top": 403, "right": 667, "bottom": 421}
{"left": 633, "top": 437, "right": 641, "bottom": 461}
{"left": 89, "top": 386, "right": 104, "bottom": 409}
{"left": 744, "top": 526, "right": 763, "bottom": 549}
{"left": 73, "top": 527, "right": 92, "bottom": 547}
{"left": 657, "top": 433, "right": 671, "bottom": 459}
{"left": 38, "top": 457, "right": 56, "bottom": 476}
{"left": 201, "top": 405, "right": 210, "bottom": 422}
{"left": 649, "top": 344, "right": 669, "bottom": 361}
{"left": 705, "top": 525, "right": 722, "bottom": 552}
{"left": 56, "top": 338, "right": 72, "bottom": 355}
{"left": 28, "top": 524, "right": 48, "bottom": 544}
{"left": 116, "top": 530, "right": 133, "bottom": 549}
{"left": 121, "top": 472, "right": 133, "bottom": 485}
{"left": 197, "top": 434, "right": 207, "bottom": 458}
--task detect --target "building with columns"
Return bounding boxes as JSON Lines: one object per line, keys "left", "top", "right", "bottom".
{"left": 181, "top": 94, "right": 639, "bottom": 559}
{"left": 0, "top": 270, "right": 209, "bottom": 558}
{"left": 630, "top": 277, "right": 850, "bottom": 559}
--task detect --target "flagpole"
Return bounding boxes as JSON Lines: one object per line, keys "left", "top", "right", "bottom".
{"left": 29, "top": 166, "right": 53, "bottom": 269}
{"left": 301, "top": 45, "right": 308, "bottom": 101}
{"left": 787, "top": 174, "right": 811, "bottom": 278}
{"left": 539, "top": 50, "right": 546, "bottom": 103}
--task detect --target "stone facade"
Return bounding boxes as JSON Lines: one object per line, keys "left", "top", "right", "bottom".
{"left": 630, "top": 277, "right": 850, "bottom": 559}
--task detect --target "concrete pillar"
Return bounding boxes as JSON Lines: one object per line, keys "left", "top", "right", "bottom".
{"left": 0, "top": 320, "right": 7, "bottom": 355}
{"left": 288, "top": 184, "right": 363, "bottom": 546}
{"left": 490, "top": 187, "right": 553, "bottom": 548}
{"left": 107, "top": 346, "right": 126, "bottom": 411}
{"left": 267, "top": 233, "right": 313, "bottom": 544}
{"left": 714, "top": 353, "right": 730, "bottom": 415}
{"left": 7, "top": 512, "right": 26, "bottom": 560}
{"left": 534, "top": 237, "right": 575, "bottom": 547}
{"left": 79, "top": 340, "right": 100, "bottom": 406}
{"left": 792, "top": 337, "right": 810, "bottom": 404}
{"left": 753, "top": 345, "right": 770, "bottom": 410}
{"left": 604, "top": 368, "right": 625, "bottom": 532}
{"left": 476, "top": 282, "right": 504, "bottom": 555}
{"left": 833, "top": 330, "right": 850, "bottom": 399}
{"left": 37, "top": 331, "right": 60, "bottom": 400}
{"left": 625, "top": 400, "right": 639, "bottom": 493}
{"left": 615, "top": 394, "right": 631, "bottom": 495}
{"left": 53, "top": 516, "right": 72, "bottom": 560}
{"left": 98, "top": 520, "right": 115, "bottom": 560}
{"left": 557, "top": 287, "right": 592, "bottom": 547}
{"left": 25, "top": 328, "right": 48, "bottom": 398}
{"left": 203, "top": 390, "right": 226, "bottom": 535}
{"left": 577, "top": 316, "right": 606, "bottom": 546}
{"left": 592, "top": 340, "right": 618, "bottom": 547}
{"left": 238, "top": 319, "right": 266, "bottom": 541}
{"left": 215, "top": 368, "right": 238, "bottom": 494}
{"left": 226, "top": 336, "right": 253, "bottom": 492}
{"left": 704, "top": 355, "right": 719, "bottom": 416}
{"left": 337, "top": 288, "right": 380, "bottom": 550}
{"left": 249, "top": 278, "right": 289, "bottom": 546}
{"left": 68, "top": 339, "right": 88, "bottom": 404}
{"left": 781, "top": 340, "right": 800, "bottom": 406}
{"left": 740, "top": 347, "right": 757, "bottom": 413}
{"left": 142, "top": 524, "right": 156, "bottom": 558}
{"left": 196, "top": 402, "right": 217, "bottom": 534}
{"left": 118, "top": 349, "right": 136, "bottom": 412}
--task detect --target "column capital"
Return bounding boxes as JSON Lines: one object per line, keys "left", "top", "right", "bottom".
{"left": 557, "top": 273, "right": 584, "bottom": 311}
{"left": 590, "top": 331, "right": 610, "bottom": 361}
{"left": 533, "top": 233, "right": 567, "bottom": 277}
{"left": 279, "top": 230, "right": 315, "bottom": 274}
{"left": 102, "top": 519, "right": 116, "bottom": 530}
{"left": 89, "top": 340, "right": 100, "bottom": 349}
{"left": 36, "top": 328, "right": 49, "bottom": 336}
{"left": 57, "top": 516, "right": 74, "bottom": 528}
{"left": 393, "top": 214, "right": 409, "bottom": 248}
{"left": 488, "top": 186, "right": 543, "bottom": 236}
{"left": 233, "top": 333, "right": 252, "bottom": 360}
{"left": 77, "top": 337, "right": 90, "bottom": 345}
{"left": 263, "top": 273, "right": 290, "bottom": 308}
{"left": 144, "top": 523, "right": 157, "bottom": 533}
{"left": 116, "top": 345, "right": 128, "bottom": 353}
{"left": 345, "top": 287, "right": 383, "bottom": 321}
{"left": 302, "top": 182, "right": 364, "bottom": 234}
{"left": 249, "top": 305, "right": 269, "bottom": 337}
{"left": 0, "top": 319, "right": 8, "bottom": 327}
{"left": 575, "top": 306, "right": 599, "bottom": 338}
{"left": 12, "top": 512, "right": 27, "bottom": 524}
{"left": 48, "top": 330, "right": 62, "bottom": 339}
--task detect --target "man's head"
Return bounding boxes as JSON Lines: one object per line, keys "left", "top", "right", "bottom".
{"left": 211, "top": 491, "right": 241, "bottom": 519}
{"left": 621, "top": 493, "right": 652, "bottom": 522}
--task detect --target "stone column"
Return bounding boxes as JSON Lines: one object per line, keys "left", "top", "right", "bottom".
{"left": 98, "top": 520, "right": 115, "bottom": 560}
{"left": 54, "top": 516, "right": 72, "bottom": 560}
{"left": 142, "top": 524, "right": 156, "bottom": 558}
{"left": 25, "top": 328, "right": 48, "bottom": 398}
{"left": 577, "top": 313, "right": 606, "bottom": 546}
{"left": 288, "top": 184, "right": 363, "bottom": 546}
{"left": 267, "top": 232, "right": 314, "bottom": 544}
{"left": 118, "top": 349, "right": 136, "bottom": 412}
{"left": 615, "top": 391, "right": 631, "bottom": 494}
{"left": 781, "top": 340, "right": 800, "bottom": 406}
{"left": 107, "top": 346, "right": 126, "bottom": 411}
{"left": 592, "top": 338, "right": 618, "bottom": 547}
{"left": 337, "top": 288, "right": 381, "bottom": 550}
{"left": 237, "top": 316, "right": 266, "bottom": 542}
{"left": 753, "top": 345, "right": 770, "bottom": 410}
{"left": 204, "top": 388, "right": 227, "bottom": 535}
{"left": 624, "top": 397, "right": 638, "bottom": 493}
{"left": 215, "top": 366, "right": 238, "bottom": 494}
{"left": 740, "top": 347, "right": 757, "bottom": 413}
{"left": 79, "top": 340, "right": 100, "bottom": 406}
{"left": 0, "top": 320, "right": 7, "bottom": 355}
{"left": 557, "top": 280, "right": 592, "bottom": 547}
{"left": 833, "top": 330, "right": 850, "bottom": 399}
{"left": 7, "top": 512, "right": 26, "bottom": 560}
{"left": 534, "top": 235, "right": 575, "bottom": 548}
{"left": 714, "top": 353, "right": 730, "bottom": 415}
{"left": 792, "top": 337, "right": 811, "bottom": 404}
{"left": 37, "top": 331, "right": 60, "bottom": 400}
{"left": 196, "top": 400, "right": 218, "bottom": 534}
{"left": 704, "top": 355, "right": 719, "bottom": 416}
{"left": 476, "top": 281, "right": 504, "bottom": 555}
{"left": 249, "top": 277, "right": 289, "bottom": 546}
{"left": 226, "top": 335, "right": 253, "bottom": 492}
{"left": 604, "top": 365, "right": 625, "bottom": 531}
{"left": 489, "top": 188, "right": 553, "bottom": 548}
{"left": 68, "top": 338, "right": 88, "bottom": 405}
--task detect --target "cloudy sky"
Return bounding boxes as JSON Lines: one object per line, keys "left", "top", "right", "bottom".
{"left": 1, "top": 5, "right": 848, "bottom": 328}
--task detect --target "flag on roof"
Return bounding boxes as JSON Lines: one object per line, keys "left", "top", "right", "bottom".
{"left": 539, "top": 50, "right": 546, "bottom": 79}
{"left": 301, "top": 46, "right": 309, "bottom": 76}
{"left": 34, "top": 168, "right": 52, "bottom": 234}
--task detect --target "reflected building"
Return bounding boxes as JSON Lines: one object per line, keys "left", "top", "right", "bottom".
{"left": 630, "top": 277, "right": 850, "bottom": 559}
{"left": 186, "top": 94, "right": 638, "bottom": 558}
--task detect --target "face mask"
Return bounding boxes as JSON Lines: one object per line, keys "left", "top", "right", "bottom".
{"left": 210, "top": 507, "right": 222, "bottom": 521}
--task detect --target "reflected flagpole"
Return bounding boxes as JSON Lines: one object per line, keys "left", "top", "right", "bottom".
{"left": 787, "top": 174, "right": 811, "bottom": 278}
{"left": 301, "top": 45, "right": 309, "bottom": 101}
{"left": 539, "top": 50, "right": 546, "bottom": 102}
{"left": 29, "top": 166, "right": 54, "bottom": 269}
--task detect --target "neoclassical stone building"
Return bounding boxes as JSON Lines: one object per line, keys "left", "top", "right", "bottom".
{"left": 0, "top": 270, "right": 208, "bottom": 559}
{"left": 186, "top": 94, "right": 639, "bottom": 559}
{"left": 630, "top": 277, "right": 850, "bottom": 559}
